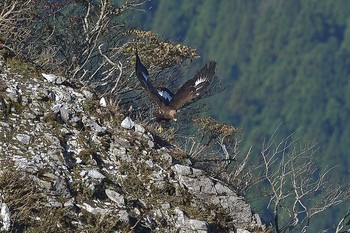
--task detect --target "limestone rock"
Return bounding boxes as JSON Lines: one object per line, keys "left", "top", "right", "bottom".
{"left": 0, "top": 55, "right": 264, "bottom": 233}
{"left": 121, "top": 116, "right": 134, "bottom": 129}
{"left": 42, "top": 73, "right": 66, "bottom": 84}
{"left": 99, "top": 97, "right": 107, "bottom": 107}
{"left": 15, "top": 134, "right": 31, "bottom": 145}
{"left": 134, "top": 123, "right": 145, "bottom": 133}
{"left": 105, "top": 189, "right": 125, "bottom": 207}
{"left": 42, "top": 73, "right": 57, "bottom": 83}
{"left": 0, "top": 198, "right": 10, "bottom": 232}
{"left": 86, "top": 169, "right": 105, "bottom": 179}
{"left": 173, "top": 207, "right": 208, "bottom": 233}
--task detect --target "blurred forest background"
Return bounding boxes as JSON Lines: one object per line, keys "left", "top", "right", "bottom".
{"left": 129, "top": 0, "right": 350, "bottom": 231}
{"left": 2, "top": 0, "right": 349, "bottom": 231}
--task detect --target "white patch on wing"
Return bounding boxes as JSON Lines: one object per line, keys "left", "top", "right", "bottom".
{"left": 194, "top": 76, "right": 208, "bottom": 92}
{"left": 194, "top": 77, "right": 207, "bottom": 87}
{"left": 141, "top": 71, "right": 148, "bottom": 81}
{"left": 158, "top": 90, "right": 173, "bottom": 102}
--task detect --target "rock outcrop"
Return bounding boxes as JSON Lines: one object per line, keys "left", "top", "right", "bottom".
{"left": 0, "top": 55, "right": 265, "bottom": 232}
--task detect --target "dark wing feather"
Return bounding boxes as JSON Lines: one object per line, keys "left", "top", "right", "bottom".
{"left": 169, "top": 61, "right": 216, "bottom": 110}
{"left": 135, "top": 52, "right": 166, "bottom": 107}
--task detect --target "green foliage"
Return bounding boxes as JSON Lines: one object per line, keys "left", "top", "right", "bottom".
{"left": 194, "top": 116, "right": 238, "bottom": 138}
{"left": 135, "top": 0, "right": 350, "bottom": 231}
{"left": 125, "top": 29, "right": 199, "bottom": 69}
{"left": 3, "top": 0, "right": 349, "bottom": 231}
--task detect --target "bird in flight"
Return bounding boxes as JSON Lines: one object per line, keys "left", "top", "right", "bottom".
{"left": 135, "top": 52, "right": 216, "bottom": 124}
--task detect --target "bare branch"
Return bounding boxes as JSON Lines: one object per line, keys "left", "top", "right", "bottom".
{"left": 259, "top": 130, "right": 349, "bottom": 232}
{"left": 336, "top": 209, "right": 350, "bottom": 232}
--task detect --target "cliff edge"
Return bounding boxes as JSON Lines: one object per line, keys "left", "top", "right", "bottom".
{"left": 0, "top": 55, "right": 265, "bottom": 232}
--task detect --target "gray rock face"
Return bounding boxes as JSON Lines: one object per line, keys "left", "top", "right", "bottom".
{"left": 121, "top": 116, "right": 134, "bottom": 129}
{"left": 105, "top": 189, "right": 125, "bottom": 207}
{"left": 0, "top": 56, "right": 264, "bottom": 232}
{"left": 42, "top": 73, "right": 66, "bottom": 84}
{"left": 173, "top": 207, "right": 208, "bottom": 233}
{"left": 0, "top": 195, "right": 10, "bottom": 232}
{"left": 134, "top": 123, "right": 145, "bottom": 133}
{"left": 171, "top": 164, "right": 255, "bottom": 229}
{"left": 15, "top": 134, "right": 31, "bottom": 145}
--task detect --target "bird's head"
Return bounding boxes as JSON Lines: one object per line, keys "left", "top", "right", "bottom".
{"left": 169, "top": 110, "right": 177, "bottom": 121}
{"left": 157, "top": 109, "right": 177, "bottom": 122}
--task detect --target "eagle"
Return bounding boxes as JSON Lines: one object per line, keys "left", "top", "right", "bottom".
{"left": 135, "top": 52, "right": 216, "bottom": 122}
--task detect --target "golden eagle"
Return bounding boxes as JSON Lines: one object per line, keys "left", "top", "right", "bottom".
{"left": 135, "top": 52, "right": 216, "bottom": 122}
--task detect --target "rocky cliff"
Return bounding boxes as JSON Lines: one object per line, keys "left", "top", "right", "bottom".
{"left": 0, "top": 54, "right": 265, "bottom": 232}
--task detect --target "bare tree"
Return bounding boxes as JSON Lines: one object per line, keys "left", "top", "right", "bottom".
{"left": 0, "top": 0, "right": 35, "bottom": 55}
{"left": 177, "top": 117, "right": 257, "bottom": 194}
{"left": 0, "top": 0, "right": 222, "bottom": 133}
{"left": 336, "top": 209, "right": 350, "bottom": 233}
{"left": 259, "top": 129, "right": 350, "bottom": 232}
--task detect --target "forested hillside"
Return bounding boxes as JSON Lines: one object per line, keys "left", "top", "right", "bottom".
{"left": 2, "top": 0, "right": 349, "bottom": 231}
{"left": 132, "top": 0, "right": 350, "bottom": 231}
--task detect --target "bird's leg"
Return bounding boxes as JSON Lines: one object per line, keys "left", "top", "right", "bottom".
{"left": 157, "top": 124, "right": 163, "bottom": 133}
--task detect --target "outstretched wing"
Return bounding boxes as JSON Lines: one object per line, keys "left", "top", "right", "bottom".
{"left": 169, "top": 61, "right": 216, "bottom": 110}
{"left": 135, "top": 52, "right": 166, "bottom": 107}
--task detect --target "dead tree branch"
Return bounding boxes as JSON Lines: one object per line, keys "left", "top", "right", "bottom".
{"left": 260, "top": 130, "right": 350, "bottom": 232}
